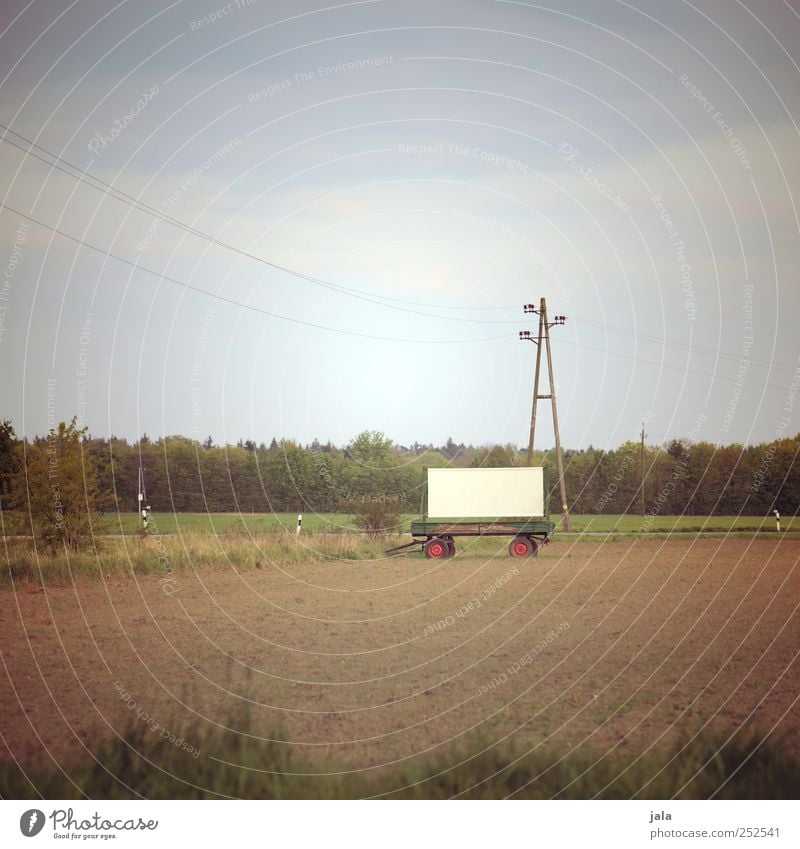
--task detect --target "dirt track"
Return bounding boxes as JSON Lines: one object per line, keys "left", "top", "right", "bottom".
{"left": 1, "top": 539, "right": 798, "bottom": 775}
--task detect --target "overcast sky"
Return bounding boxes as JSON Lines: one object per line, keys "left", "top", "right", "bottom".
{"left": 1, "top": 0, "right": 799, "bottom": 451}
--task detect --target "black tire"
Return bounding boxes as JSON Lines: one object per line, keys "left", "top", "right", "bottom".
{"left": 445, "top": 539, "right": 456, "bottom": 557}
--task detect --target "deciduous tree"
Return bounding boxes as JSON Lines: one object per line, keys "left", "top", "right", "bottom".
{"left": 15, "top": 418, "right": 99, "bottom": 550}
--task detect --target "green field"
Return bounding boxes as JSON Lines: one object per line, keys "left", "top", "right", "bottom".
{"left": 565, "top": 513, "right": 795, "bottom": 533}
{"left": 102, "top": 511, "right": 360, "bottom": 535}
{"left": 116, "top": 511, "right": 794, "bottom": 535}
{"left": 2, "top": 511, "right": 795, "bottom": 537}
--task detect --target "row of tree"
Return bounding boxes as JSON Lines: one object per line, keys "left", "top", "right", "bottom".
{"left": 1, "top": 418, "right": 797, "bottom": 548}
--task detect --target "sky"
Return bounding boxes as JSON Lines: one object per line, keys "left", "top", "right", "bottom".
{"left": 1, "top": 0, "right": 799, "bottom": 451}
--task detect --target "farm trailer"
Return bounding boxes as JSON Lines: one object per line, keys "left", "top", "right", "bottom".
{"left": 388, "top": 466, "right": 555, "bottom": 559}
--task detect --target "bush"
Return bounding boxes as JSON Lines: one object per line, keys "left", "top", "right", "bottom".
{"left": 352, "top": 496, "right": 404, "bottom": 537}
{"left": 12, "top": 418, "right": 99, "bottom": 551}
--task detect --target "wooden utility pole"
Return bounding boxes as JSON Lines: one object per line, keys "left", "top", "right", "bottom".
{"left": 639, "top": 422, "right": 647, "bottom": 516}
{"left": 526, "top": 308, "right": 544, "bottom": 466}
{"left": 520, "top": 298, "right": 571, "bottom": 532}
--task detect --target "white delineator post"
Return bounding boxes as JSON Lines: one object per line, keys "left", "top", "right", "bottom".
{"left": 138, "top": 465, "right": 146, "bottom": 529}
{"left": 296, "top": 514, "right": 302, "bottom": 535}
{"left": 774, "top": 509, "right": 781, "bottom": 532}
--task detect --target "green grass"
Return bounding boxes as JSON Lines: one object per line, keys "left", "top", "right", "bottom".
{"left": 1, "top": 510, "right": 367, "bottom": 537}
{"left": 565, "top": 514, "right": 797, "bottom": 533}
{"left": 1, "top": 711, "right": 795, "bottom": 799}
{"left": 3, "top": 511, "right": 795, "bottom": 538}
{"left": 95, "top": 511, "right": 800, "bottom": 537}
{"left": 101, "top": 511, "right": 364, "bottom": 535}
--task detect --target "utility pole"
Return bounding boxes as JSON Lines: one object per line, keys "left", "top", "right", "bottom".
{"left": 639, "top": 422, "right": 647, "bottom": 516}
{"left": 519, "top": 298, "right": 571, "bottom": 532}
{"left": 525, "top": 305, "right": 544, "bottom": 467}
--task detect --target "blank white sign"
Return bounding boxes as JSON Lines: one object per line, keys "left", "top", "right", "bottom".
{"left": 426, "top": 467, "right": 545, "bottom": 518}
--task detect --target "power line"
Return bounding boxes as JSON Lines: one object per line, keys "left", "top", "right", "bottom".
{"left": 551, "top": 335, "right": 793, "bottom": 393}
{"left": 2, "top": 198, "right": 793, "bottom": 389}
{"left": 0, "top": 124, "right": 515, "bottom": 323}
{"left": 570, "top": 314, "right": 796, "bottom": 375}
{"left": 2, "top": 123, "right": 798, "bottom": 373}
{"left": 0, "top": 202, "right": 512, "bottom": 345}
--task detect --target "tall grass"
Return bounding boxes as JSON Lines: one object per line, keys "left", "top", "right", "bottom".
{"left": 1, "top": 710, "right": 795, "bottom": 799}
{"left": 1, "top": 531, "right": 393, "bottom": 585}
{"left": 4, "top": 523, "right": 796, "bottom": 585}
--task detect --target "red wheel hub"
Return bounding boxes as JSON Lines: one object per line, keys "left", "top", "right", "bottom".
{"left": 513, "top": 541, "right": 529, "bottom": 556}
{"left": 429, "top": 542, "right": 445, "bottom": 557}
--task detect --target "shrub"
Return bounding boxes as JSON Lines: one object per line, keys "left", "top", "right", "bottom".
{"left": 352, "top": 496, "right": 404, "bottom": 537}
{"left": 12, "top": 418, "right": 99, "bottom": 551}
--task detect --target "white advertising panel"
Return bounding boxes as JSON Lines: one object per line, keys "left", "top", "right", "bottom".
{"left": 426, "top": 467, "right": 545, "bottom": 518}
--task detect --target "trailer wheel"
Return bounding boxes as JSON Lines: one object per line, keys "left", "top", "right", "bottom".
{"left": 445, "top": 538, "right": 456, "bottom": 557}
{"left": 424, "top": 537, "right": 448, "bottom": 559}
{"left": 509, "top": 536, "right": 537, "bottom": 558}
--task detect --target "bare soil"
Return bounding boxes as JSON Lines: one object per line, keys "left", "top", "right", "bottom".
{"left": 1, "top": 539, "right": 798, "bottom": 776}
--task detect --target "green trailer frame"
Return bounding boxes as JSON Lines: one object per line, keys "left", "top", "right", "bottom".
{"left": 387, "top": 468, "right": 556, "bottom": 559}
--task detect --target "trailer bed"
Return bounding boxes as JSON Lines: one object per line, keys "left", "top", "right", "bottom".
{"left": 410, "top": 520, "right": 554, "bottom": 537}
{"left": 385, "top": 518, "right": 555, "bottom": 559}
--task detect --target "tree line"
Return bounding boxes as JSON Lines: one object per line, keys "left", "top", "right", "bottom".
{"left": 0, "top": 418, "right": 797, "bottom": 547}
